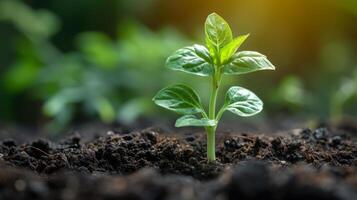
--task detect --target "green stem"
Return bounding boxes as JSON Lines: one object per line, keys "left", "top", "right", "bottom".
{"left": 215, "top": 106, "right": 226, "bottom": 122}
{"left": 209, "top": 77, "right": 219, "bottom": 119}
{"left": 206, "top": 127, "right": 216, "bottom": 161}
{"left": 207, "top": 67, "right": 221, "bottom": 162}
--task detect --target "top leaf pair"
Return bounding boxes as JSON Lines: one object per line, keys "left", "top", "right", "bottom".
{"left": 166, "top": 13, "right": 275, "bottom": 77}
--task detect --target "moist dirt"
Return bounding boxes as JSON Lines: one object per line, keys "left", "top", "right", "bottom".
{"left": 0, "top": 125, "right": 356, "bottom": 200}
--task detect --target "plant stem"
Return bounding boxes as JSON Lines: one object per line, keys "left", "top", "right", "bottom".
{"left": 209, "top": 77, "right": 219, "bottom": 119}
{"left": 206, "top": 126, "right": 216, "bottom": 161}
{"left": 216, "top": 106, "right": 226, "bottom": 122}
{"left": 207, "top": 67, "right": 221, "bottom": 162}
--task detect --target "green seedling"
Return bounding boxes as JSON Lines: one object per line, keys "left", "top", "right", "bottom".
{"left": 153, "top": 13, "right": 275, "bottom": 162}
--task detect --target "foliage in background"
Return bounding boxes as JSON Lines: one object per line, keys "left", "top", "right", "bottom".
{"left": 0, "top": 0, "right": 191, "bottom": 130}
{"left": 0, "top": 0, "right": 356, "bottom": 131}
{"left": 270, "top": 75, "right": 309, "bottom": 113}
{"left": 330, "top": 69, "right": 357, "bottom": 122}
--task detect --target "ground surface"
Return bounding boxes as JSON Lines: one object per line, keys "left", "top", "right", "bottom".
{"left": 0, "top": 124, "right": 356, "bottom": 200}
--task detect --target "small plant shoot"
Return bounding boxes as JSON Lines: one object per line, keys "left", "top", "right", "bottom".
{"left": 153, "top": 13, "right": 275, "bottom": 162}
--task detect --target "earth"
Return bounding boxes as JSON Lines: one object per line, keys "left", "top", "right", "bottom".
{"left": 0, "top": 121, "right": 356, "bottom": 200}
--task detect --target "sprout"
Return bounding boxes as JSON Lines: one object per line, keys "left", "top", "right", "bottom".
{"left": 153, "top": 13, "right": 275, "bottom": 162}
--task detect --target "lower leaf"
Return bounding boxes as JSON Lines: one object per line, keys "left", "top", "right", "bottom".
{"left": 175, "top": 115, "right": 216, "bottom": 127}
{"left": 224, "top": 86, "right": 263, "bottom": 117}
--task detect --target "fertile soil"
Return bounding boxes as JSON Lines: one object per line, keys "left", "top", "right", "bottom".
{"left": 0, "top": 125, "right": 356, "bottom": 200}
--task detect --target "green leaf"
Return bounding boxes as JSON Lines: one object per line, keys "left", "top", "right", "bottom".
{"left": 223, "top": 86, "right": 263, "bottom": 117}
{"left": 220, "top": 34, "right": 249, "bottom": 64}
{"left": 153, "top": 84, "right": 204, "bottom": 114}
{"left": 223, "top": 51, "right": 275, "bottom": 75}
{"left": 175, "top": 115, "right": 216, "bottom": 127}
{"left": 205, "top": 13, "right": 233, "bottom": 60}
{"left": 166, "top": 44, "right": 214, "bottom": 76}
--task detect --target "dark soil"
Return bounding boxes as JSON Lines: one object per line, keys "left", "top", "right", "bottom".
{"left": 0, "top": 125, "right": 356, "bottom": 200}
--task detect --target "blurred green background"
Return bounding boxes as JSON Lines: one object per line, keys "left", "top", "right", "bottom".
{"left": 0, "top": 0, "right": 356, "bottom": 131}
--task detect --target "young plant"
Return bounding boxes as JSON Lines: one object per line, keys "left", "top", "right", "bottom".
{"left": 153, "top": 13, "right": 275, "bottom": 162}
